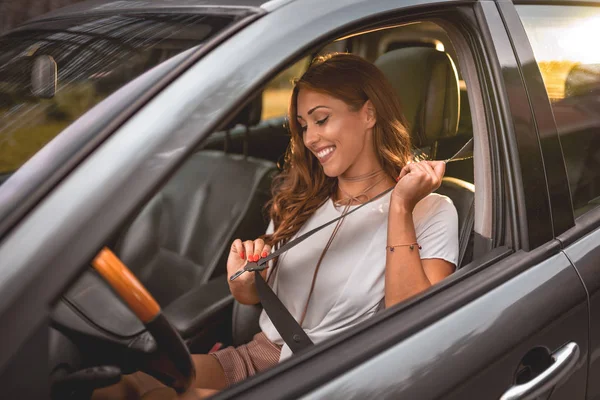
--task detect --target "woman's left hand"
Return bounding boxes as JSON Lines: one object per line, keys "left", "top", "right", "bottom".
{"left": 391, "top": 160, "right": 446, "bottom": 212}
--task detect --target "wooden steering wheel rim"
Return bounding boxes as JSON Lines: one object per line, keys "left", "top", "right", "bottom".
{"left": 91, "top": 247, "right": 196, "bottom": 393}
{"left": 92, "top": 247, "right": 161, "bottom": 323}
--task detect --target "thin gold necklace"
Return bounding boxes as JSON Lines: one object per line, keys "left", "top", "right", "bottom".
{"left": 334, "top": 169, "right": 385, "bottom": 207}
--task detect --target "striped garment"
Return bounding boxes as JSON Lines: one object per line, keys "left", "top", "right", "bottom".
{"left": 210, "top": 332, "right": 282, "bottom": 385}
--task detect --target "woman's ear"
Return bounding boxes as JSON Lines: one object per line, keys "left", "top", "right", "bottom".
{"left": 363, "top": 100, "right": 376, "bottom": 129}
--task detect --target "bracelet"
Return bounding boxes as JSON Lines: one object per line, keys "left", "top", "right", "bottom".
{"left": 386, "top": 242, "right": 422, "bottom": 252}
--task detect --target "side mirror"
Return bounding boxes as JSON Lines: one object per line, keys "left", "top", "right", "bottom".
{"left": 31, "top": 55, "right": 57, "bottom": 99}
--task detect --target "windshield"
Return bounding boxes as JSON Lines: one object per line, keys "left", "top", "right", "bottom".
{"left": 0, "top": 12, "right": 235, "bottom": 184}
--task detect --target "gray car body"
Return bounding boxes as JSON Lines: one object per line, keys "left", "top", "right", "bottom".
{"left": 0, "top": 0, "right": 597, "bottom": 399}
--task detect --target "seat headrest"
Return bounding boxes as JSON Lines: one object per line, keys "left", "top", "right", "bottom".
{"left": 565, "top": 63, "right": 600, "bottom": 98}
{"left": 224, "top": 94, "right": 263, "bottom": 130}
{"left": 375, "top": 47, "right": 460, "bottom": 148}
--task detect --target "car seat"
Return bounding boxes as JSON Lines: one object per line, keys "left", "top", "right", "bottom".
{"left": 114, "top": 96, "right": 279, "bottom": 307}
{"left": 375, "top": 47, "right": 474, "bottom": 268}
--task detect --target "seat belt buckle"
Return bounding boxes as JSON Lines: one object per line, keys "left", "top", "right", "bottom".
{"left": 229, "top": 261, "right": 268, "bottom": 281}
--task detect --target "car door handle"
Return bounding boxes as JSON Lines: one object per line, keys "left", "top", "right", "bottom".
{"left": 500, "top": 342, "right": 580, "bottom": 400}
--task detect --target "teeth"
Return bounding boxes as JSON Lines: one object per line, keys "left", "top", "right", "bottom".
{"left": 317, "top": 147, "right": 335, "bottom": 159}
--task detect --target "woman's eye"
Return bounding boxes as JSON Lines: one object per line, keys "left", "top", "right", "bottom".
{"left": 316, "top": 116, "right": 329, "bottom": 126}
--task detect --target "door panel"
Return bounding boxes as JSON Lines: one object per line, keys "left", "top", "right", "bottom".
{"left": 563, "top": 224, "right": 600, "bottom": 400}
{"left": 301, "top": 251, "right": 588, "bottom": 399}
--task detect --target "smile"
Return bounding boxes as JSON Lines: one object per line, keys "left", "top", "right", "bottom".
{"left": 316, "top": 146, "right": 336, "bottom": 163}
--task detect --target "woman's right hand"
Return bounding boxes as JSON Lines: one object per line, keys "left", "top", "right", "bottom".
{"left": 227, "top": 238, "right": 272, "bottom": 304}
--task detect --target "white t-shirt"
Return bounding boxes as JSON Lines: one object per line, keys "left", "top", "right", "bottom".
{"left": 258, "top": 191, "right": 459, "bottom": 361}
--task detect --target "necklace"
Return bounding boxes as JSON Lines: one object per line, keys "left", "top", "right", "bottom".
{"left": 334, "top": 169, "right": 385, "bottom": 207}
{"left": 339, "top": 169, "right": 383, "bottom": 182}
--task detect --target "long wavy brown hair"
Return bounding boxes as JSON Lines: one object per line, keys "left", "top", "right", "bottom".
{"left": 262, "top": 53, "right": 412, "bottom": 249}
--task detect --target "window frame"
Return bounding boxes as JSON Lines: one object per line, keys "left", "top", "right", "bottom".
{"left": 510, "top": 1, "right": 600, "bottom": 243}
{"left": 502, "top": 1, "right": 576, "bottom": 234}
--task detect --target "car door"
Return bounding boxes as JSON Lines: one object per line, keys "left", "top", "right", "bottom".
{"left": 511, "top": 2, "right": 600, "bottom": 400}
{"left": 0, "top": 0, "right": 588, "bottom": 399}
{"left": 213, "top": 1, "right": 590, "bottom": 399}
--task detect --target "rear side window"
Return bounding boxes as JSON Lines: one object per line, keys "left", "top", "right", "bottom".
{"left": 0, "top": 13, "right": 235, "bottom": 185}
{"left": 517, "top": 5, "right": 600, "bottom": 217}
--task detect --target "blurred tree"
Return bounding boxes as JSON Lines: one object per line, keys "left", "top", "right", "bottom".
{"left": 0, "top": 0, "right": 84, "bottom": 33}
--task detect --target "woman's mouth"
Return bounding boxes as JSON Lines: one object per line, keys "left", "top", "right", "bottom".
{"left": 316, "top": 146, "right": 336, "bottom": 164}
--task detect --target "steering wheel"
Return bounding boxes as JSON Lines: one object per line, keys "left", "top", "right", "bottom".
{"left": 92, "top": 247, "right": 196, "bottom": 393}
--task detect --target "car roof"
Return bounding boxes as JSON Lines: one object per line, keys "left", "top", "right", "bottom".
{"left": 26, "top": 0, "right": 290, "bottom": 23}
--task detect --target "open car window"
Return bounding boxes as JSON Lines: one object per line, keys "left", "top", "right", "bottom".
{"left": 0, "top": 12, "right": 236, "bottom": 185}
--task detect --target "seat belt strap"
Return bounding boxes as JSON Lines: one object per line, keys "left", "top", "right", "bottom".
{"left": 254, "top": 271, "right": 313, "bottom": 352}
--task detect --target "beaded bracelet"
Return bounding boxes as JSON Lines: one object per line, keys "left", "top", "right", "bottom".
{"left": 386, "top": 242, "right": 422, "bottom": 252}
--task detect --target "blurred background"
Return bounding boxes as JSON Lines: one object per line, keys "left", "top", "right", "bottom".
{"left": 0, "top": 0, "right": 84, "bottom": 34}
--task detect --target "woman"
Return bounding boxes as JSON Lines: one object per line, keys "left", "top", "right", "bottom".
{"left": 95, "top": 53, "right": 458, "bottom": 399}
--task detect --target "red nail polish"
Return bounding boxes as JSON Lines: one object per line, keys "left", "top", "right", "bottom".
{"left": 262, "top": 251, "right": 268, "bottom": 258}
{"left": 240, "top": 252, "right": 245, "bottom": 259}
{"left": 253, "top": 255, "right": 259, "bottom": 262}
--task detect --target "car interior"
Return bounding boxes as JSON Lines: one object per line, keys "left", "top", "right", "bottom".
{"left": 48, "top": 20, "right": 485, "bottom": 398}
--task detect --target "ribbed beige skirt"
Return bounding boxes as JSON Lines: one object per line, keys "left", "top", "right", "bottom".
{"left": 210, "top": 332, "right": 281, "bottom": 385}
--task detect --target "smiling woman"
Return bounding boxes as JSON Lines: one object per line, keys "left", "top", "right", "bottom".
{"left": 272, "top": 53, "right": 413, "bottom": 246}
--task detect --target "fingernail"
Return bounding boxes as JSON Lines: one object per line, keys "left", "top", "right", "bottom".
{"left": 240, "top": 252, "right": 245, "bottom": 259}
{"left": 395, "top": 176, "right": 400, "bottom": 182}
{"left": 262, "top": 251, "right": 268, "bottom": 258}
{"left": 253, "top": 255, "right": 259, "bottom": 262}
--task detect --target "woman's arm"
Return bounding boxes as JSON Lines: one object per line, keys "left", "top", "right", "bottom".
{"left": 385, "top": 203, "right": 454, "bottom": 307}
{"left": 385, "top": 161, "right": 455, "bottom": 308}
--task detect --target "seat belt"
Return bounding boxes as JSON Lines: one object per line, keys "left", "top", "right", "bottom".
{"left": 230, "top": 138, "right": 474, "bottom": 354}
{"left": 254, "top": 270, "right": 313, "bottom": 352}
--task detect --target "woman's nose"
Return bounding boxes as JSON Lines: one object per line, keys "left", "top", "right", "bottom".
{"left": 303, "top": 125, "right": 320, "bottom": 147}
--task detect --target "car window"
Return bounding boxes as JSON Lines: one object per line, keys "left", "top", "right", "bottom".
{"left": 261, "top": 57, "right": 310, "bottom": 121}
{"left": 517, "top": 5, "right": 600, "bottom": 217}
{"left": 0, "top": 13, "right": 236, "bottom": 185}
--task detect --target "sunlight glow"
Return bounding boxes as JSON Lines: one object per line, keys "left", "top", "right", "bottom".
{"left": 518, "top": 5, "right": 600, "bottom": 99}
{"left": 557, "top": 17, "right": 600, "bottom": 64}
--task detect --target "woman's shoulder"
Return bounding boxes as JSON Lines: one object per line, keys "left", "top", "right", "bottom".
{"left": 413, "top": 193, "right": 457, "bottom": 221}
